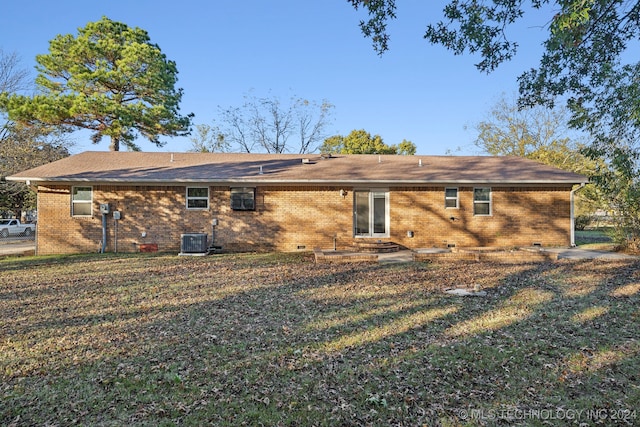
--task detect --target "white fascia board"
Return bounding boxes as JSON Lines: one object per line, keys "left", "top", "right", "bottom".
{"left": 8, "top": 177, "right": 588, "bottom": 186}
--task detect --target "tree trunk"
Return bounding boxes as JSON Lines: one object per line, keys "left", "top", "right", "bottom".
{"left": 109, "top": 135, "right": 120, "bottom": 151}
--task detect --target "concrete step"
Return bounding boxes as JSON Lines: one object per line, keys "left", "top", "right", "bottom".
{"left": 355, "top": 241, "right": 401, "bottom": 253}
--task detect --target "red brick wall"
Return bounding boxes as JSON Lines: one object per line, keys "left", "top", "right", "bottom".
{"left": 35, "top": 184, "right": 572, "bottom": 254}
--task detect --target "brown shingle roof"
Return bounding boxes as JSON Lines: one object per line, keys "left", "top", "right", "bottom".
{"left": 8, "top": 151, "right": 588, "bottom": 185}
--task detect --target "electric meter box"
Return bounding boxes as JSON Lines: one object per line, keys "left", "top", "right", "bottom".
{"left": 100, "top": 203, "right": 110, "bottom": 214}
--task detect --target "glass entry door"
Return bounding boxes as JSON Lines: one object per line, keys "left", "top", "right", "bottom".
{"left": 354, "top": 190, "right": 389, "bottom": 237}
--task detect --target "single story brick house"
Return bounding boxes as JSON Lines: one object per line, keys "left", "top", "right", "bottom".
{"left": 8, "top": 151, "right": 588, "bottom": 255}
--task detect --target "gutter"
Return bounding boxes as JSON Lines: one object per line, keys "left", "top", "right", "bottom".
{"left": 6, "top": 177, "right": 588, "bottom": 187}
{"left": 570, "top": 182, "right": 587, "bottom": 247}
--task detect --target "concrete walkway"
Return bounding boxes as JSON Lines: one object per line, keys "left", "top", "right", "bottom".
{"left": 378, "top": 250, "right": 414, "bottom": 264}
{"left": 377, "top": 248, "right": 637, "bottom": 264}
{"left": 0, "top": 240, "right": 36, "bottom": 257}
{"left": 1, "top": 243, "right": 636, "bottom": 261}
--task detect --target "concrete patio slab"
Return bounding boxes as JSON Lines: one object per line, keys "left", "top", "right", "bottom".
{"left": 546, "top": 247, "right": 637, "bottom": 260}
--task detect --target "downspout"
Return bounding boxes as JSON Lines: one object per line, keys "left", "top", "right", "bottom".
{"left": 570, "top": 183, "right": 587, "bottom": 247}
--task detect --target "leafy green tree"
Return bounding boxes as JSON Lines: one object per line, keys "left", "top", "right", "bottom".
{"left": 320, "top": 135, "right": 344, "bottom": 154}
{"left": 342, "top": 129, "right": 394, "bottom": 154}
{"left": 1, "top": 123, "right": 70, "bottom": 216}
{"left": 474, "top": 94, "right": 593, "bottom": 172}
{"left": 474, "top": 93, "right": 605, "bottom": 218}
{"left": 397, "top": 139, "right": 417, "bottom": 155}
{"left": 0, "top": 49, "right": 70, "bottom": 217}
{"left": 347, "top": 1, "right": 640, "bottom": 149}
{"left": 320, "top": 129, "right": 416, "bottom": 154}
{"left": 348, "top": 1, "right": 636, "bottom": 76}
{"left": 593, "top": 165, "right": 640, "bottom": 251}
{"left": 0, "top": 16, "right": 193, "bottom": 151}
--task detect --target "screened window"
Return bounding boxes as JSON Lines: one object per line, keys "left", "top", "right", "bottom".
{"left": 445, "top": 187, "right": 458, "bottom": 208}
{"left": 473, "top": 187, "right": 491, "bottom": 216}
{"left": 186, "top": 187, "right": 209, "bottom": 209}
{"left": 231, "top": 187, "right": 255, "bottom": 211}
{"left": 72, "top": 186, "right": 93, "bottom": 217}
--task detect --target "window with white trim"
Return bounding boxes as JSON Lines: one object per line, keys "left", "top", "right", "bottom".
{"left": 354, "top": 190, "right": 389, "bottom": 237}
{"left": 445, "top": 187, "right": 458, "bottom": 208}
{"left": 473, "top": 187, "right": 491, "bottom": 215}
{"left": 186, "top": 187, "right": 209, "bottom": 209}
{"left": 72, "top": 186, "right": 93, "bottom": 217}
{"left": 231, "top": 187, "right": 255, "bottom": 211}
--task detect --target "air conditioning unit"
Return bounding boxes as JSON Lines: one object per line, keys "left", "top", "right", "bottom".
{"left": 180, "top": 233, "right": 208, "bottom": 254}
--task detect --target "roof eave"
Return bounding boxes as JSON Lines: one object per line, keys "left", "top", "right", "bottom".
{"left": 8, "top": 177, "right": 589, "bottom": 186}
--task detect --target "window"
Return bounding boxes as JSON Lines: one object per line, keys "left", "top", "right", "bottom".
{"left": 186, "top": 187, "right": 209, "bottom": 209}
{"left": 231, "top": 187, "right": 255, "bottom": 211}
{"left": 445, "top": 187, "right": 458, "bottom": 208}
{"left": 473, "top": 187, "right": 491, "bottom": 215}
{"left": 354, "top": 190, "right": 389, "bottom": 237}
{"left": 72, "top": 186, "right": 93, "bottom": 216}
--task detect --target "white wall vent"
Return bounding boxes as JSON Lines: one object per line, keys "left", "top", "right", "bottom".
{"left": 181, "top": 233, "right": 208, "bottom": 254}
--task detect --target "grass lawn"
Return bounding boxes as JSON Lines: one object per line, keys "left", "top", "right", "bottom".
{"left": 575, "top": 229, "right": 616, "bottom": 250}
{"left": 1, "top": 253, "right": 639, "bottom": 426}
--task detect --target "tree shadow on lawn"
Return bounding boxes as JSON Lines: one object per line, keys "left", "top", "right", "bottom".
{"left": 410, "top": 259, "right": 640, "bottom": 422}
{"left": 2, "top": 255, "right": 639, "bottom": 426}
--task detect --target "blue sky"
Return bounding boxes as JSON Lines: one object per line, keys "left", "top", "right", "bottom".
{"left": 1, "top": 1, "right": 552, "bottom": 155}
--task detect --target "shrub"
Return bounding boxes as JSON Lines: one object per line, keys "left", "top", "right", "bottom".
{"left": 574, "top": 214, "right": 591, "bottom": 231}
